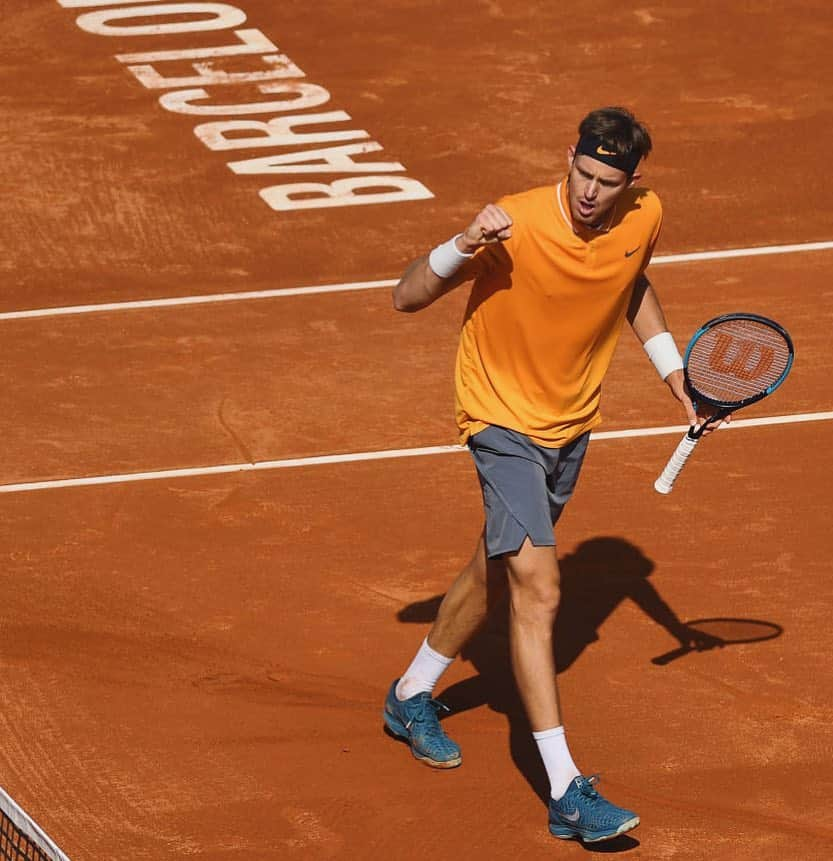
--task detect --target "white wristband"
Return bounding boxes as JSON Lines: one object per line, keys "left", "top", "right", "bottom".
{"left": 428, "top": 233, "right": 474, "bottom": 279}
{"left": 643, "top": 331, "right": 684, "bottom": 380}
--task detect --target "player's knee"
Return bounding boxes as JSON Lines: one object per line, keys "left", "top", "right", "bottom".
{"left": 508, "top": 571, "right": 560, "bottom": 621}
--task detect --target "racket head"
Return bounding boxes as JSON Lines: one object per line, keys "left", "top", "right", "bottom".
{"left": 683, "top": 313, "right": 794, "bottom": 411}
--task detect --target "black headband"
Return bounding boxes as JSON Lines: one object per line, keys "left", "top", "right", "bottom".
{"left": 575, "top": 133, "right": 641, "bottom": 176}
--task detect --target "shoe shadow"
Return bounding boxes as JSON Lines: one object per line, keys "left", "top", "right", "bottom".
{"left": 582, "top": 834, "right": 640, "bottom": 852}
{"left": 397, "top": 534, "right": 782, "bottom": 843}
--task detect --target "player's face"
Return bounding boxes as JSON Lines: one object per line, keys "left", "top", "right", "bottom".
{"left": 566, "top": 150, "right": 632, "bottom": 228}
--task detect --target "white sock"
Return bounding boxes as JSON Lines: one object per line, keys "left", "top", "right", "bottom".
{"left": 532, "top": 726, "right": 581, "bottom": 800}
{"left": 395, "top": 638, "right": 454, "bottom": 700}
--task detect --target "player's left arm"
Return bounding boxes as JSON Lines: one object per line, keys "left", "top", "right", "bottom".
{"left": 627, "top": 274, "right": 726, "bottom": 434}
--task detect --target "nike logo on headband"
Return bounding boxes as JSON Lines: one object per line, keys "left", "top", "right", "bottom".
{"left": 596, "top": 144, "right": 618, "bottom": 156}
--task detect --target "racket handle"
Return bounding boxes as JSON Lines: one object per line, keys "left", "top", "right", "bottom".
{"left": 654, "top": 431, "right": 699, "bottom": 494}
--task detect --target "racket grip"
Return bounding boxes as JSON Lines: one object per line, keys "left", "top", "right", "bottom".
{"left": 654, "top": 432, "right": 699, "bottom": 494}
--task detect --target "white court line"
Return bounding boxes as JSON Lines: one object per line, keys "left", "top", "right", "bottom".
{"left": 1, "top": 240, "right": 832, "bottom": 322}
{"left": 0, "top": 279, "right": 398, "bottom": 322}
{"left": 1, "top": 410, "right": 830, "bottom": 495}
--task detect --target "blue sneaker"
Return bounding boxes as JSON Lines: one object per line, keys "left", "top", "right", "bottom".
{"left": 548, "top": 775, "right": 639, "bottom": 842}
{"left": 382, "top": 680, "right": 462, "bottom": 768}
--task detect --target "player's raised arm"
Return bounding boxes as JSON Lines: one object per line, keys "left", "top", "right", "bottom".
{"left": 392, "top": 204, "right": 513, "bottom": 312}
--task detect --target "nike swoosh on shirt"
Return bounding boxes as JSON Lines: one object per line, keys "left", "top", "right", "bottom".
{"left": 625, "top": 246, "right": 641, "bottom": 257}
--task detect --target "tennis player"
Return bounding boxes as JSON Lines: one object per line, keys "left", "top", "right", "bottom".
{"left": 383, "top": 107, "right": 723, "bottom": 843}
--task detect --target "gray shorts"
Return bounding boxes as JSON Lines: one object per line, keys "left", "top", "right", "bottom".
{"left": 468, "top": 425, "right": 590, "bottom": 559}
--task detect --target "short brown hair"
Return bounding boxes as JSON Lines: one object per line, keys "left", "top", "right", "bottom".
{"left": 578, "top": 107, "right": 652, "bottom": 161}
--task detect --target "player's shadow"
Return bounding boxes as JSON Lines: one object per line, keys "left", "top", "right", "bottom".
{"left": 396, "top": 535, "right": 779, "bottom": 853}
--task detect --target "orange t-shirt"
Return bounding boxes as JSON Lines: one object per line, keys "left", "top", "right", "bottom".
{"left": 454, "top": 179, "right": 662, "bottom": 447}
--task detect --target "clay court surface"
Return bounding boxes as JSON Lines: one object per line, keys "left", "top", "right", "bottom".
{"left": 2, "top": 2, "right": 833, "bottom": 859}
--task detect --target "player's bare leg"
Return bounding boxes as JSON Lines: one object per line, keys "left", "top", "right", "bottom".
{"left": 505, "top": 537, "right": 640, "bottom": 841}
{"left": 504, "top": 538, "right": 563, "bottom": 729}
{"left": 383, "top": 531, "right": 506, "bottom": 768}
{"left": 427, "top": 530, "right": 507, "bottom": 658}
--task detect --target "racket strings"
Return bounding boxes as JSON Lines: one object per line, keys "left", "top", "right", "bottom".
{"left": 686, "top": 320, "right": 791, "bottom": 405}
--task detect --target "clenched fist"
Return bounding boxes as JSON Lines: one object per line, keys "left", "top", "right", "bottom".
{"left": 456, "top": 204, "right": 513, "bottom": 254}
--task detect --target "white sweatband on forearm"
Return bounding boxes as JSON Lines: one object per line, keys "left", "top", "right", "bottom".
{"left": 427, "top": 233, "right": 474, "bottom": 279}
{"left": 643, "top": 331, "right": 684, "bottom": 380}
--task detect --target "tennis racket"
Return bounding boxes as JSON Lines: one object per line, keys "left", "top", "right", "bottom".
{"left": 654, "top": 313, "right": 794, "bottom": 494}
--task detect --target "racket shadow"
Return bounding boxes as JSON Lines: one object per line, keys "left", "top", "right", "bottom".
{"left": 650, "top": 617, "right": 783, "bottom": 666}
{"left": 395, "top": 536, "right": 782, "bottom": 817}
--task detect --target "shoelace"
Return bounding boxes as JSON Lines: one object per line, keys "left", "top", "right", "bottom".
{"left": 579, "top": 774, "right": 603, "bottom": 801}
{"left": 412, "top": 699, "right": 451, "bottom": 740}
